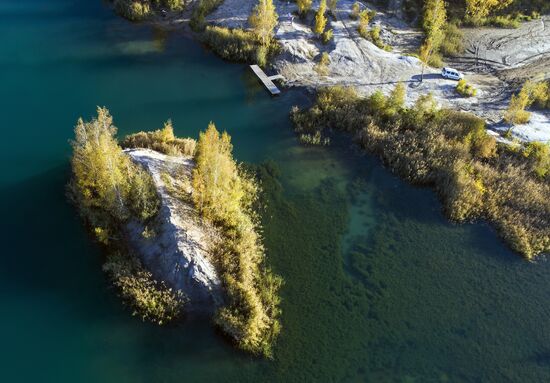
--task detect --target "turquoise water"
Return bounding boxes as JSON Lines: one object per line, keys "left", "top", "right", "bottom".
{"left": 2, "top": 1, "right": 550, "bottom": 382}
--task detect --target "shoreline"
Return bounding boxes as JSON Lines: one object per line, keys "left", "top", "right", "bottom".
{"left": 114, "top": 0, "right": 550, "bottom": 143}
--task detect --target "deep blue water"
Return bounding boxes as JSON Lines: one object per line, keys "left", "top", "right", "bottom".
{"left": 1, "top": 1, "right": 550, "bottom": 382}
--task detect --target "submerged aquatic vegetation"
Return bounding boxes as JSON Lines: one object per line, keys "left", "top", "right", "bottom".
{"left": 292, "top": 86, "right": 550, "bottom": 258}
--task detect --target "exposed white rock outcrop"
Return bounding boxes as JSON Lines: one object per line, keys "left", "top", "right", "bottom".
{"left": 206, "top": 0, "right": 550, "bottom": 142}
{"left": 125, "top": 149, "right": 222, "bottom": 311}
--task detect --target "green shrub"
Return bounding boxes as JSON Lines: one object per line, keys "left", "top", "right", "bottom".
{"left": 357, "top": 10, "right": 370, "bottom": 38}
{"left": 201, "top": 26, "right": 279, "bottom": 65}
{"left": 503, "top": 80, "right": 548, "bottom": 125}
{"left": 522, "top": 142, "right": 550, "bottom": 179}
{"left": 488, "top": 15, "right": 520, "bottom": 28}
{"left": 440, "top": 23, "right": 464, "bottom": 56}
{"left": 365, "top": 25, "right": 391, "bottom": 51}
{"left": 427, "top": 51, "right": 443, "bottom": 67}
{"left": 297, "top": 0, "right": 313, "bottom": 17}
{"left": 315, "top": 52, "right": 331, "bottom": 76}
{"left": 350, "top": 2, "right": 360, "bottom": 19}
{"left": 103, "top": 252, "right": 185, "bottom": 325}
{"left": 113, "top": 0, "right": 184, "bottom": 21}
{"left": 122, "top": 121, "right": 197, "bottom": 156}
{"left": 456, "top": 79, "right": 477, "bottom": 97}
{"left": 322, "top": 28, "right": 333, "bottom": 44}
{"left": 190, "top": 0, "right": 224, "bottom": 31}
{"left": 114, "top": 0, "right": 152, "bottom": 21}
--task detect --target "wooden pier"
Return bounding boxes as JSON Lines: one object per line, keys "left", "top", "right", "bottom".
{"left": 250, "top": 65, "right": 284, "bottom": 95}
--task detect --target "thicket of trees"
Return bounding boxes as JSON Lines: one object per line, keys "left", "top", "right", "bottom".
{"left": 193, "top": 123, "right": 282, "bottom": 357}
{"left": 122, "top": 121, "right": 196, "bottom": 156}
{"left": 113, "top": 0, "right": 184, "bottom": 21}
{"left": 419, "top": 0, "right": 446, "bottom": 79}
{"left": 69, "top": 108, "right": 185, "bottom": 324}
{"left": 505, "top": 80, "right": 550, "bottom": 125}
{"left": 249, "top": 0, "right": 278, "bottom": 47}
{"left": 69, "top": 107, "right": 159, "bottom": 228}
{"left": 292, "top": 86, "right": 550, "bottom": 259}
{"left": 297, "top": 0, "right": 313, "bottom": 17}
{"left": 194, "top": 0, "right": 279, "bottom": 66}
{"left": 465, "top": 0, "right": 513, "bottom": 22}
{"left": 404, "top": 0, "right": 548, "bottom": 28}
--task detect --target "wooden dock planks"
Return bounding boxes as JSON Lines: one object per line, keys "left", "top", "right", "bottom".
{"left": 250, "top": 65, "right": 282, "bottom": 95}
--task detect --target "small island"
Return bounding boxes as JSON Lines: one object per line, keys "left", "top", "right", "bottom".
{"left": 69, "top": 108, "right": 282, "bottom": 357}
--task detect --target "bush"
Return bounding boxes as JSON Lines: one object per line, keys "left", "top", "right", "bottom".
{"left": 103, "top": 252, "right": 185, "bottom": 325}
{"left": 322, "top": 29, "right": 333, "bottom": 44}
{"left": 297, "top": 0, "right": 313, "bottom": 17}
{"left": 456, "top": 79, "right": 477, "bottom": 97}
{"left": 350, "top": 2, "right": 360, "bottom": 19}
{"left": 531, "top": 81, "right": 549, "bottom": 109}
{"left": 440, "top": 23, "right": 464, "bottom": 56}
{"left": 292, "top": 86, "right": 550, "bottom": 259}
{"left": 522, "top": 142, "right": 550, "bottom": 179}
{"left": 113, "top": 0, "right": 184, "bottom": 21}
{"left": 315, "top": 52, "right": 331, "bottom": 76}
{"left": 190, "top": 0, "right": 224, "bottom": 30}
{"left": 488, "top": 15, "right": 520, "bottom": 28}
{"left": 503, "top": 80, "right": 547, "bottom": 125}
{"left": 201, "top": 26, "right": 279, "bottom": 65}
{"left": 357, "top": 10, "right": 370, "bottom": 38}
{"left": 114, "top": 0, "right": 152, "bottom": 21}
{"left": 122, "top": 121, "right": 196, "bottom": 156}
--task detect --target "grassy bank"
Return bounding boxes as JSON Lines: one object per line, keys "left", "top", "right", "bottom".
{"left": 291, "top": 86, "right": 550, "bottom": 259}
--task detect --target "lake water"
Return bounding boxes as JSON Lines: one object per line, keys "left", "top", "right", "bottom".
{"left": 1, "top": 1, "right": 550, "bottom": 382}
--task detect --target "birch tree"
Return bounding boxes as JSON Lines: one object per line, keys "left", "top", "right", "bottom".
{"left": 249, "top": 0, "right": 278, "bottom": 46}
{"left": 419, "top": 0, "right": 446, "bottom": 81}
{"left": 314, "top": 0, "right": 328, "bottom": 35}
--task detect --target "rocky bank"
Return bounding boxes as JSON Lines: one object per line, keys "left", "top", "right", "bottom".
{"left": 125, "top": 149, "right": 222, "bottom": 311}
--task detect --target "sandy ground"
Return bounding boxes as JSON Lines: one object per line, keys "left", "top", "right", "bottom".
{"left": 125, "top": 149, "right": 222, "bottom": 311}
{"left": 208, "top": 0, "right": 550, "bottom": 142}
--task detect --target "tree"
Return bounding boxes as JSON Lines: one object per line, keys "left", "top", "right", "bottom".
{"left": 419, "top": 0, "right": 446, "bottom": 81}
{"left": 423, "top": 0, "right": 447, "bottom": 37}
{"left": 387, "top": 82, "right": 406, "bottom": 112}
{"left": 503, "top": 80, "right": 547, "bottom": 125}
{"left": 350, "top": 1, "right": 360, "bottom": 19}
{"left": 357, "top": 9, "right": 369, "bottom": 37}
{"left": 327, "top": 0, "right": 338, "bottom": 14}
{"left": 71, "top": 108, "right": 158, "bottom": 226}
{"left": 71, "top": 107, "right": 132, "bottom": 221}
{"left": 192, "top": 123, "right": 282, "bottom": 357}
{"left": 249, "top": 0, "right": 278, "bottom": 47}
{"left": 465, "top": 0, "right": 513, "bottom": 22}
{"left": 192, "top": 122, "right": 243, "bottom": 224}
{"left": 314, "top": 0, "right": 328, "bottom": 35}
{"left": 70, "top": 107, "right": 158, "bottom": 226}
{"left": 297, "top": 0, "right": 312, "bottom": 17}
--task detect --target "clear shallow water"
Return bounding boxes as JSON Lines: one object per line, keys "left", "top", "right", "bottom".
{"left": 1, "top": 1, "right": 550, "bottom": 382}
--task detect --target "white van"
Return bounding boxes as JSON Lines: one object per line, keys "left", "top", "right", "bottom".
{"left": 441, "top": 67, "right": 463, "bottom": 81}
